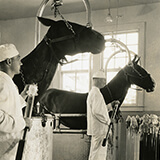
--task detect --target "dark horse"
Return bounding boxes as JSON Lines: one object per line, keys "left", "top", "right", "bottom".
{"left": 40, "top": 56, "right": 155, "bottom": 129}
{"left": 13, "top": 17, "right": 105, "bottom": 104}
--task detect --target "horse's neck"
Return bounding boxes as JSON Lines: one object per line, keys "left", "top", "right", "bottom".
{"left": 101, "top": 71, "right": 130, "bottom": 104}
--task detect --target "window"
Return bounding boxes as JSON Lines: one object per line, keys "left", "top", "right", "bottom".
{"left": 60, "top": 53, "right": 91, "bottom": 93}
{"left": 103, "top": 31, "right": 138, "bottom": 105}
{"left": 59, "top": 22, "right": 145, "bottom": 111}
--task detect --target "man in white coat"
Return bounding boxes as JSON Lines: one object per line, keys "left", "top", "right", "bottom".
{"left": 0, "top": 44, "right": 31, "bottom": 160}
{"left": 87, "top": 70, "right": 111, "bottom": 160}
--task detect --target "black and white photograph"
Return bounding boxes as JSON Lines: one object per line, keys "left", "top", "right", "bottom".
{"left": 0, "top": 0, "right": 159, "bottom": 160}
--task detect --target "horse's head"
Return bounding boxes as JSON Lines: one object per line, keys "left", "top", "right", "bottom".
{"left": 38, "top": 17, "right": 105, "bottom": 57}
{"left": 123, "top": 55, "right": 155, "bottom": 92}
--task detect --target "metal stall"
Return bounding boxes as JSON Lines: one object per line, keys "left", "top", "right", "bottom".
{"left": 52, "top": 114, "right": 90, "bottom": 160}
{"left": 23, "top": 1, "right": 93, "bottom": 160}
{"left": 23, "top": 115, "right": 53, "bottom": 160}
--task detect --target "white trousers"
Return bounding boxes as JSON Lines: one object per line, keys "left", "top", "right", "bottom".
{"left": 88, "top": 135, "right": 107, "bottom": 160}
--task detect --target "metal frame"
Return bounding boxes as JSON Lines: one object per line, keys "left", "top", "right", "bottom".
{"left": 53, "top": 114, "right": 87, "bottom": 134}
{"left": 35, "top": 0, "right": 92, "bottom": 134}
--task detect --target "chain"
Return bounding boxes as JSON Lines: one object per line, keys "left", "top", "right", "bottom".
{"left": 20, "top": 69, "right": 26, "bottom": 86}
{"left": 56, "top": 9, "right": 75, "bottom": 35}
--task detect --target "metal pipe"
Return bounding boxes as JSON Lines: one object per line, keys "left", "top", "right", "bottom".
{"left": 82, "top": 0, "right": 92, "bottom": 27}
{"left": 53, "top": 129, "right": 87, "bottom": 134}
{"left": 105, "top": 38, "right": 131, "bottom": 63}
{"left": 35, "top": 0, "right": 50, "bottom": 46}
{"left": 54, "top": 114, "right": 86, "bottom": 117}
{"left": 104, "top": 49, "right": 136, "bottom": 74}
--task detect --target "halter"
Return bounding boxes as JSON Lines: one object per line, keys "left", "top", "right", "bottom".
{"left": 20, "top": 19, "right": 89, "bottom": 87}
{"left": 123, "top": 64, "right": 150, "bottom": 83}
{"left": 44, "top": 21, "right": 87, "bottom": 65}
{"left": 104, "top": 64, "right": 150, "bottom": 103}
{"left": 44, "top": 7, "right": 92, "bottom": 65}
{"left": 20, "top": 43, "right": 54, "bottom": 86}
{"left": 44, "top": 34, "right": 75, "bottom": 65}
{"left": 105, "top": 85, "right": 114, "bottom": 102}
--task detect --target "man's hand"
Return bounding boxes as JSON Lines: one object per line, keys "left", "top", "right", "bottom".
{"left": 21, "top": 84, "right": 30, "bottom": 100}
{"left": 24, "top": 117, "right": 32, "bottom": 131}
{"left": 111, "top": 100, "right": 120, "bottom": 108}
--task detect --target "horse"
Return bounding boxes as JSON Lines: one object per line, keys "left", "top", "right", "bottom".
{"left": 39, "top": 55, "right": 155, "bottom": 129}
{"left": 13, "top": 17, "right": 105, "bottom": 105}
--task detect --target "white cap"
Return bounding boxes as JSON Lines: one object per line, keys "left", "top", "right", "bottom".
{"left": 92, "top": 70, "right": 106, "bottom": 79}
{"left": 0, "top": 44, "right": 19, "bottom": 62}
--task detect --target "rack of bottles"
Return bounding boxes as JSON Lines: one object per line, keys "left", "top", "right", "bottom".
{"left": 126, "top": 114, "right": 160, "bottom": 160}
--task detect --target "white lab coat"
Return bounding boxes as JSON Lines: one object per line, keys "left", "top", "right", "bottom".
{"left": 87, "top": 86, "right": 110, "bottom": 160}
{"left": 0, "top": 71, "right": 26, "bottom": 160}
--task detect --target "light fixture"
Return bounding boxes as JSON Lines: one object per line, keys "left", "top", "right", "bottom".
{"left": 106, "top": 8, "right": 113, "bottom": 23}
{"left": 105, "top": 0, "right": 113, "bottom": 23}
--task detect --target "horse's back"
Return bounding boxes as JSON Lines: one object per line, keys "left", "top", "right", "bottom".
{"left": 40, "top": 88, "right": 88, "bottom": 113}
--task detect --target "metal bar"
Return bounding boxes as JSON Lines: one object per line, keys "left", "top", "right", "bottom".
{"left": 102, "top": 101, "right": 120, "bottom": 147}
{"left": 82, "top": 0, "right": 92, "bottom": 27}
{"left": 35, "top": 0, "right": 50, "bottom": 46}
{"left": 105, "top": 38, "right": 131, "bottom": 63}
{"left": 113, "top": 122, "right": 118, "bottom": 160}
{"left": 54, "top": 114, "right": 86, "bottom": 117}
{"left": 53, "top": 129, "right": 87, "bottom": 134}
{"left": 53, "top": 114, "right": 87, "bottom": 134}
{"left": 16, "top": 85, "right": 38, "bottom": 160}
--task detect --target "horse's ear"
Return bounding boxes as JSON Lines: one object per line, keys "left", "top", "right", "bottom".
{"left": 37, "top": 17, "right": 56, "bottom": 26}
{"left": 132, "top": 55, "right": 140, "bottom": 64}
{"left": 132, "top": 55, "right": 138, "bottom": 63}
{"left": 135, "top": 56, "right": 140, "bottom": 64}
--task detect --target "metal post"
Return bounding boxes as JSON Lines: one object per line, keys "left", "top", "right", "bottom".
{"left": 53, "top": 114, "right": 87, "bottom": 134}
{"left": 82, "top": 0, "right": 92, "bottom": 27}
{"left": 35, "top": 0, "right": 50, "bottom": 46}
{"left": 113, "top": 121, "right": 118, "bottom": 160}
{"left": 105, "top": 38, "right": 131, "bottom": 63}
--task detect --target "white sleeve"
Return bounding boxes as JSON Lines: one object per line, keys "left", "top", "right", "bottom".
{"left": 19, "top": 95, "right": 26, "bottom": 109}
{"left": 0, "top": 80, "right": 26, "bottom": 133}
{"left": 0, "top": 110, "right": 25, "bottom": 133}
{"left": 107, "top": 103, "right": 112, "bottom": 112}
{"left": 92, "top": 91, "right": 111, "bottom": 125}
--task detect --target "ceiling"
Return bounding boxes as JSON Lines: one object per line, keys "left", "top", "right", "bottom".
{"left": 0, "top": 0, "right": 160, "bottom": 20}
